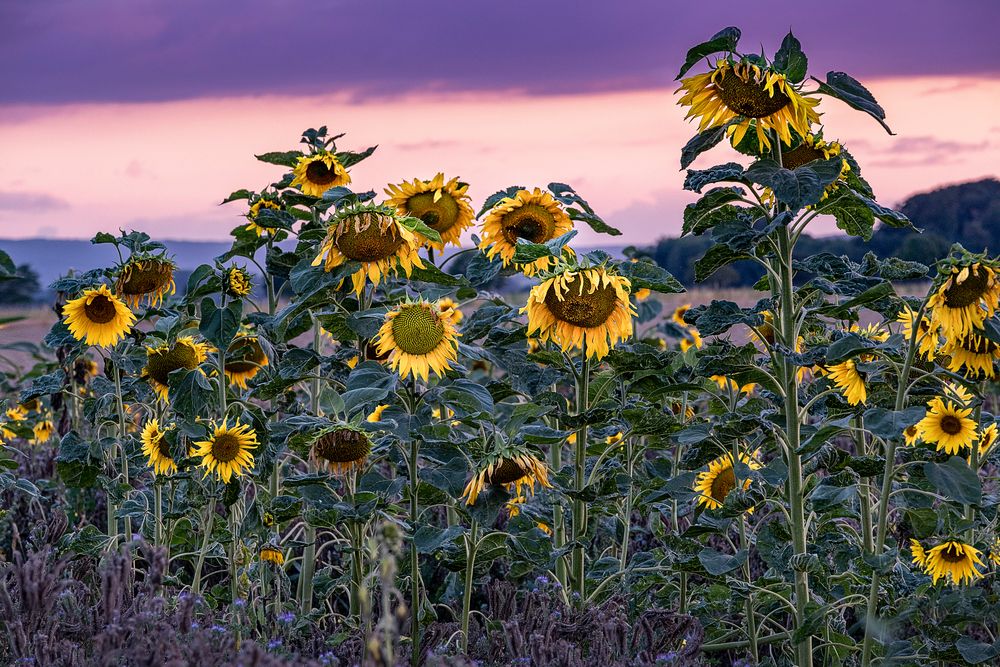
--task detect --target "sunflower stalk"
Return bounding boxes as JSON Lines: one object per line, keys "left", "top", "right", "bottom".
{"left": 460, "top": 516, "right": 478, "bottom": 654}
{"left": 738, "top": 516, "right": 759, "bottom": 663}
{"left": 112, "top": 358, "right": 131, "bottom": 549}
{"left": 192, "top": 496, "right": 217, "bottom": 596}
{"left": 299, "top": 317, "right": 323, "bottom": 614}
{"left": 571, "top": 351, "right": 590, "bottom": 604}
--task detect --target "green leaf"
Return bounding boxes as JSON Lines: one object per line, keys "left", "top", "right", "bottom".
{"left": 199, "top": 298, "right": 243, "bottom": 349}
{"left": 680, "top": 122, "right": 736, "bottom": 169}
{"left": 255, "top": 150, "right": 303, "bottom": 167}
{"left": 957, "top": 638, "right": 1000, "bottom": 665}
{"left": 675, "top": 27, "right": 741, "bottom": 79}
{"left": 547, "top": 182, "right": 621, "bottom": 236}
{"left": 773, "top": 31, "right": 807, "bottom": 83}
{"left": 924, "top": 457, "right": 982, "bottom": 505}
{"left": 861, "top": 407, "right": 925, "bottom": 439}
{"left": 464, "top": 252, "right": 503, "bottom": 287}
{"left": 684, "top": 162, "right": 745, "bottom": 193}
{"left": 55, "top": 432, "right": 101, "bottom": 488}
{"left": 813, "top": 72, "right": 893, "bottom": 134}
{"left": 477, "top": 185, "right": 525, "bottom": 218}
{"left": 745, "top": 158, "right": 843, "bottom": 211}
{"left": 682, "top": 187, "right": 746, "bottom": 236}
{"left": 442, "top": 379, "right": 494, "bottom": 415}
{"left": 698, "top": 547, "right": 747, "bottom": 575}
{"left": 850, "top": 190, "right": 913, "bottom": 230}
{"left": 337, "top": 145, "right": 377, "bottom": 168}
{"left": 398, "top": 215, "right": 442, "bottom": 244}
{"left": 19, "top": 370, "right": 66, "bottom": 403}
{"left": 168, "top": 367, "right": 215, "bottom": 416}
{"left": 694, "top": 244, "right": 751, "bottom": 283}
{"left": 409, "top": 263, "right": 469, "bottom": 288}
{"left": 221, "top": 189, "right": 252, "bottom": 204}
{"left": 823, "top": 189, "right": 875, "bottom": 240}
{"left": 617, "top": 259, "right": 684, "bottom": 294}
{"left": 512, "top": 230, "right": 577, "bottom": 264}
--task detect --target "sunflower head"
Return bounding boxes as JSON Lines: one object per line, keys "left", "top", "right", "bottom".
{"left": 909, "top": 539, "right": 927, "bottom": 567}
{"left": 385, "top": 174, "right": 474, "bottom": 249}
{"left": 224, "top": 267, "right": 253, "bottom": 297}
{"left": 192, "top": 421, "right": 258, "bottom": 484}
{"left": 115, "top": 256, "right": 177, "bottom": 308}
{"left": 367, "top": 404, "right": 389, "bottom": 423}
{"left": 225, "top": 334, "right": 269, "bottom": 390}
{"left": 144, "top": 336, "right": 212, "bottom": 401}
{"left": 923, "top": 540, "right": 985, "bottom": 585}
{"left": 63, "top": 284, "right": 136, "bottom": 348}
{"left": 291, "top": 151, "right": 351, "bottom": 198}
{"left": 260, "top": 545, "right": 285, "bottom": 566}
{"left": 310, "top": 426, "right": 372, "bottom": 475}
{"left": 896, "top": 305, "right": 939, "bottom": 361}
{"left": 941, "top": 328, "right": 1000, "bottom": 379}
{"left": 436, "top": 297, "right": 463, "bottom": 324}
{"left": 141, "top": 418, "right": 178, "bottom": 476}
{"left": 523, "top": 264, "right": 636, "bottom": 360}
{"left": 246, "top": 195, "right": 284, "bottom": 236}
{"left": 30, "top": 419, "right": 54, "bottom": 445}
{"left": 928, "top": 261, "right": 1000, "bottom": 339}
{"left": 373, "top": 300, "right": 460, "bottom": 382}
{"left": 693, "top": 450, "right": 761, "bottom": 512}
{"left": 825, "top": 359, "right": 867, "bottom": 406}
{"left": 916, "top": 397, "right": 978, "bottom": 456}
{"left": 979, "top": 422, "right": 998, "bottom": 458}
{"left": 461, "top": 450, "right": 551, "bottom": 506}
{"left": 479, "top": 188, "right": 574, "bottom": 275}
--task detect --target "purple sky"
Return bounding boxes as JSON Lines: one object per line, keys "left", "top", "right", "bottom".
{"left": 3, "top": 0, "right": 999, "bottom": 104}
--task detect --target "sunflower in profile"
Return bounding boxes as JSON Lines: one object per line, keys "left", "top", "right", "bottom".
{"left": 977, "top": 422, "right": 998, "bottom": 459}
{"left": 73, "top": 357, "right": 100, "bottom": 383}
{"left": 909, "top": 539, "right": 927, "bottom": 567}
{"left": 523, "top": 265, "right": 635, "bottom": 360}
{"left": 141, "top": 419, "right": 178, "bottom": 476}
{"left": 922, "top": 540, "right": 985, "bottom": 585}
{"left": 436, "top": 297, "right": 463, "bottom": 324}
{"left": 462, "top": 449, "right": 551, "bottom": 506}
{"left": 115, "top": 256, "right": 177, "bottom": 308}
{"left": 0, "top": 422, "right": 16, "bottom": 445}
{"left": 260, "top": 544, "right": 285, "bottom": 566}
{"left": 245, "top": 195, "right": 283, "bottom": 236}
{"left": 143, "top": 336, "right": 212, "bottom": 401}
{"left": 312, "top": 203, "right": 425, "bottom": 296}
{"left": 367, "top": 404, "right": 389, "bottom": 423}
{"left": 310, "top": 426, "right": 372, "bottom": 475}
{"left": 30, "top": 419, "right": 54, "bottom": 445}
{"left": 63, "top": 284, "right": 136, "bottom": 347}
{"left": 679, "top": 327, "right": 703, "bottom": 352}
{"left": 192, "top": 421, "right": 258, "bottom": 484}
{"left": 825, "top": 360, "right": 866, "bottom": 406}
{"left": 916, "top": 397, "right": 977, "bottom": 455}
{"left": 385, "top": 174, "right": 475, "bottom": 250}
{"left": 709, "top": 375, "right": 757, "bottom": 396}
{"left": 672, "top": 304, "right": 692, "bottom": 326}
{"left": 290, "top": 151, "right": 351, "bottom": 198}
{"left": 940, "top": 329, "right": 1000, "bottom": 379}
{"left": 850, "top": 322, "right": 889, "bottom": 344}
{"left": 225, "top": 333, "right": 269, "bottom": 390}
{"left": 224, "top": 267, "right": 253, "bottom": 297}
{"left": 373, "top": 300, "right": 460, "bottom": 382}
{"left": 927, "top": 262, "right": 1000, "bottom": 340}
{"left": 903, "top": 424, "right": 920, "bottom": 447}
{"left": 677, "top": 59, "right": 821, "bottom": 151}
{"left": 896, "top": 305, "right": 939, "bottom": 361}
{"left": 693, "top": 450, "right": 761, "bottom": 512}
{"left": 479, "top": 188, "right": 574, "bottom": 276}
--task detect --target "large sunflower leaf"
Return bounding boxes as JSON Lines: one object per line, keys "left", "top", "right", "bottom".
{"left": 682, "top": 187, "right": 747, "bottom": 236}
{"left": 255, "top": 150, "right": 303, "bottom": 167}
{"left": 680, "top": 121, "right": 737, "bottom": 169}
{"left": 617, "top": 259, "right": 684, "bottom": 294}
{"left": 813, "top": 72, "right": 893, "bottom": 135}
{"left": 773, "top": 31, "right": 808, "bottom": 83}
{"left": 548, "top": 182, "right": 622, "bottom": 236}
{"left": 200, "top": 297, "right": 243, "bottom": 349}
{"left": 819, "top": 188, "right": 875, "bottom": 240}
{"left": 337, "top": 145, "right": 377, "bottom": 168}
{"left": 745, "top": 158, "right": 843, "bottom": 211}
{"left": 675, "top": 27, "right": 741, "bottom": 79}
{"left": 683, "top": 162, "right": 746, "bottom": 193}
{"left": 850, "top": 190, "right": 914, "bottom": 230}
{"left": 924, "top": 457, "right": 982, "bottom": 506}
{"left": 694, "top": 244, "right": 752, "bottom": 283}
{"left": 476, "top": 186, "right": 525, "bottom": 218}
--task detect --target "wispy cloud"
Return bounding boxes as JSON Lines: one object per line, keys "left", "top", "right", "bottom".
{"left": 0, "top": 190, "right": 69, "bottom": 211}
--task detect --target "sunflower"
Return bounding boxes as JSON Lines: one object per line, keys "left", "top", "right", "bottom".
{"left": 605, "top": 431, "right": 624, "bottom": 446}
{"left": 850, "top": 322, "right": 889, "bottom": 344}
{"left": 260, "top": 545, "right": 285, "bottom": 566}
{"left": 895, "top": 306, "right": 938, "bottom": 360}
{"left": 780, "top": 134, "right": 850, "bottom": 198}
{"left": 141, "top": 418, "right": 178, "bottom": 476}
{"left": 942, "top": 381, "right": 975, "bottom": 407}
{"left": 523, "top": 265, "right": 636, "bottom": 360}
{"left": 373, "top": 300, "right": 460, "bottom": 382}
{"left": 290, "top": 151, "right": 351, "bottom": 198}
{"left": 825, "top": 360, "right": 866, "bottom": 406}
{"left": 225, "top": 334, "right": 269, "bottom": 390}
{"left": 143, "top": 336, "right": 212, "bottom": 401}
{"left": 436, "top": 297, "right": 463, "bottom": 324}
{"left": 73, "top": 357, "right": 100, "bottom": 382}
{"left": 5, "top": 406, "right": 26, "bottom": 422}
{"left": 677, "top": 59, "right": 821, "bottom": 151}
{"left": 923, "top": 540, "right": 985, "bottom": 585}
{"left": 909, "top": 539, "right": 927, "bottom": 567}
{"left": 367, "top": 404, "right": 389, "bottom": 423}
{"left": 479, "top": 188, "right": 574, "bottom": 275}
{"left": 224, "top": 267, "right": 253, "bottom": 297}
{"left": 462, "top": 451, "right": 551, "bottom": 506}
{"left": 679, "top": 327, "right": 703, "bottom": 352}
{"left": 978, "top": 422, "right": 998, "bottom": 459}
{"left": 916, "top": 397, "right": 978, "bottom": 455}
{"left": 710, "top": 375, "right": 757, "bottom": 396}
{"left": 30, "top": 419, "right": 53, "bottom": 445}
{"left": 246, "top": 197, "right": 283, "bottom": 236}
{"left": 310, "top": 426, "right": 372, "bottom": 475}
{"left": 63, "top": 284, "right": 136, "bottom": 347}
{"left": 927, "top": 263, "right": 1000, "bottom": 340}
{"left": 192, "top": 421, "right": 258, "bottom": 484}
{"left": 903, "top": 424, "right": 920, "bottom": 447}
{"left": 634, "top": 288, "right": 651, "bottom": 301}
{"left": 0, "top": 422, "right": 15, "bottom": 445}
{"left": 672, "top": 304, "right": 692, "bottom": 326}
{"left": 115, "top": 256, "right": 177, "bottom": 308}
{"left": 941, "top": 329, "right": 1000, "bottom": 379}
{"left": 385, "top": 174, "right": 475, "bottom": 249}
{"left": 693, "top": 450, "right": 761, "bottom": 511}
{"left": 312, "top": 204, "right": 425, "bottom": 296}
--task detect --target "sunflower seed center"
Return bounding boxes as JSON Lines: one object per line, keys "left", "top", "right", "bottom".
{"left": 502, "top": 205, "right": 555, "bottom": 245}
{"left": 305, "top": 160, "right": 341, "bottom": 186}
{"left": 83, "top": 295, "right": 119, "bottom": 324}
{"left": 156, "top": 433, "right": 172, "bottom": 460}
{"left": 211, "top": 432, "right": 243, "bottom": 463}
{"left": 780, "top": 144, "right": 825, "bottom": 170}
{"left": 940, "top": 543, "right": 968, "bottom": 563}
{"left": 487, "top": 458, "right": 529, "bottom": 485}
{"left": 944, "top": 267, "right": 990, "bottom": 308}
{"left": 391, "top": 305, "right": 445, "bottom": 355}
{"left": 314, "top": 429, "right": 370, "bottom": 463}
{"left": 710, "top": 465, "right": 736, "bottom": 502}
{"left": 337, "top": 214, "right": 405, "bottom": 262}
{"left": 717, "top": 70, "right": 791, "bottom": 118}
{"left": 408, "top": 191, "right": 459, "bottom": 233}
{"left": 544, "top": 276, "right": 618, "bottom": 328}
{"left": 146, "top": 342, "right": 200, "bottom": 384}
{"left": 119, "top": 261, "right": 173, "bottom": 296}
{"left": 940, "top": 415, "right": 963, "bottom": 435}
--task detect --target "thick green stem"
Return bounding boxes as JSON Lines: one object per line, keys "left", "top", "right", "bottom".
{"left": 857, "top": 416, "right": 874, "bottom": 555}
{"left": 154, "top": 482, "right": 163, "bottom": 547}
{"left": 192, "top": 497, "right": 217, "bottom": 595}
{"left": 299, "top": 319, "right": 323, "bottom": 614}
{"left": 460, "top": 518, "right": 478, "bottom": 654}
{"left": 549, "top": 404, "right": 569, "bottom": 586}
{"left": 112, "top": 361, "right": 131, "bottom": 546}
{"left": 571, "top": 354, "right": 590, "bottom": 603}
{"left": 230, "top": 509, "right": 240, "bottom": 604}
{"left": 618, "top": 436, "right": 634, "bottom": 572}
{"left": 409, "top": 435, "right": 421, "bottom": 666}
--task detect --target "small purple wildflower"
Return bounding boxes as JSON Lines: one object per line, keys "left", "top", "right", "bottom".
{"left": 277, "top": 611, "right": 295, "bottom": 624}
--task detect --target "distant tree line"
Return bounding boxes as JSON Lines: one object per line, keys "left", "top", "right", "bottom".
{"left": 0, "top": 264, "right": 41, "bottom": 306}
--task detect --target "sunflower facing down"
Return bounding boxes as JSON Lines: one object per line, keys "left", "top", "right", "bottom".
{"left": 676, "top": 59, "right": 821, "bottom": 151}
{"left": 909, "top": 539, "right": 927, "bottom": 567}
{"left": 916, "top": 397, "right": 978, "bottom": 455}
{"left": 367, "top": 404, "right": 389, "bottom": 423}
{"left": 922, "top": 540, "right": 985, "bottom": 585}
{"left": 225, "top": 334, "right": 269, "bottom": 390}
{"left": 462, "top": 451, "right": 551, "bottom": 506}
{"left": 693, "top": 450, "right": 762, "bottom": 512}
{"left": 246, "top": 196, "right": 283, "bottom": 236}
{"left": 978, "top": 422, "right": 998, "bottom": 459}
{"left": 479, "top": 188, "right": 574, "bottom": 276}
{"left": 31, "top": 419, "right": 54, "bottom": 445}
{"left": 141, "top": 418, "right": 178, "bottom": 476}
{"left": 897, "top": 305, "right": 939, "bottom": 361}
{"left": 312, "top": 204, "right": 425, "bottom": 296}
{"left": 143, "top": 336, "right": 212, "bottom": 401}
{"left": 672, "top": 304, "right": 692, "bottom": 327}
{"left": 523, "top": 265, "right": 636, "bottom": 360}
{"left": 192, "top": 421, "right": 258, "bottom": 484}
{"left": 373, "top": 300, "right": 460, "bottom": 382}
{"left": 927, "top": 262, "right": 1000, "bottom": 340}
{"left": 825, "top": 359, "right": 866, "bottom": 406}
{"left": 115, "top": 256, "right": 177, "bottom": 308}
{"left": 290, "top": 151, "right": 351, "bottom": 198}
{"left": 941, "top": 329, "right": 1000, "bottom": 379}
{"left": 224, "top": 267, "right": 253, "bottom": 297}
{"left": 260, "top": 545, "right": 285, "bottom": 566}
{"left": 385, "top": 174, "right": 475, "bottom": 249}
{"left": 63, "top": 284, "right": 136, "bottom": 347}
{"left": 310, "top": 426, "right": 372, "bottom": 475}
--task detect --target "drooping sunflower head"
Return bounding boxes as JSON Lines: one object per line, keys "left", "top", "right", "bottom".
{"left": 367, "top": 404, "right": 389, "bottom": 423}
{"left": 923, "top": 540, "right": 985, "bottom": 585}
{"left": 192, "top": 421, "right": 258, "bottom": 484}
{"left": 115, "top": 256, "right": 177, "bottom": 308}
{"left": 63, "top": 284, "right": 136, "bottom": 348}
{"left": 523, "top": 265, "right": 636, "bottom": 360}
{"left": 693, "top": 450, "right": 762, "bottom": 512}
{"left": 373, "top": 300, "right": 460, "bottom": 382}
{"left": 677, "top": 59, "right": 821, "bottom": 151}
{"left": 479, "top": 188, "right": 574, "bottom": 275}
{"left": 143, "top": 336, "right": 212, "bottom": 401}
{"left": 312, "top": 203, "right": 425, "bottom": 296}
{"left": 896, "top": 305, "right": 939, "bottom": 361}
{"left": 141, "top": 418, "right": 178, "bottom": 476}
{"left": 73, "top": 356, "right": 100, "bottom": 383}
{"left": 225, "top": 334, "right": 269, "bottom": 390}
{"left": 916, "top": 397, "right": 978, "bottom": 456}
{"left": 5, "top": 406, "right": 27, "bottom": 422}
{"left": 941, "top": 328, "right": 1000, "bottom": 380}
{"left": 310, "top": 425, "right": 372, "bottom": 475}
{"left": 30, "top": 419, "right": 54, "bottom": 445}
{"left": 224, "top": 267, "right": 253, "bottom": 297}
{"left": 436, "top": 297, "right": 463, "bottom": 324}
{"left": 246, "top": 195, "right": 284, "bottom": 236}
{"left": 291, "top": 151, "right": 351, "bottom": 198}
{"left": 385, "top": 174, "right": 475, "bottom": 249}
{"left": 978, "top": 422, "right": 998, "bottom": 458}
{"left": 461, "top": 450, "right": 551, "bottom": 506}
{"left": 909, "top": 539, "right": 927, "bottom": 567}
{"left": 260, "top": 545, "right": 285, "bottom": 566}
{"left": 928, "top": 262, "right": 1000, "bottom": 340}
{"left": 825, "top": 359, "right": 867, "bottom": 406}
{"left": 671, "top": 304, "right": 692, "bottom": 327}
{"left": 679, "top": 327, "right": 703, "bottom": 352}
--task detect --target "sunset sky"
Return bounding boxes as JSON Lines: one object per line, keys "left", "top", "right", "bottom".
{"left": 1, "top": 0, "right": 998, "bottom": 246}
